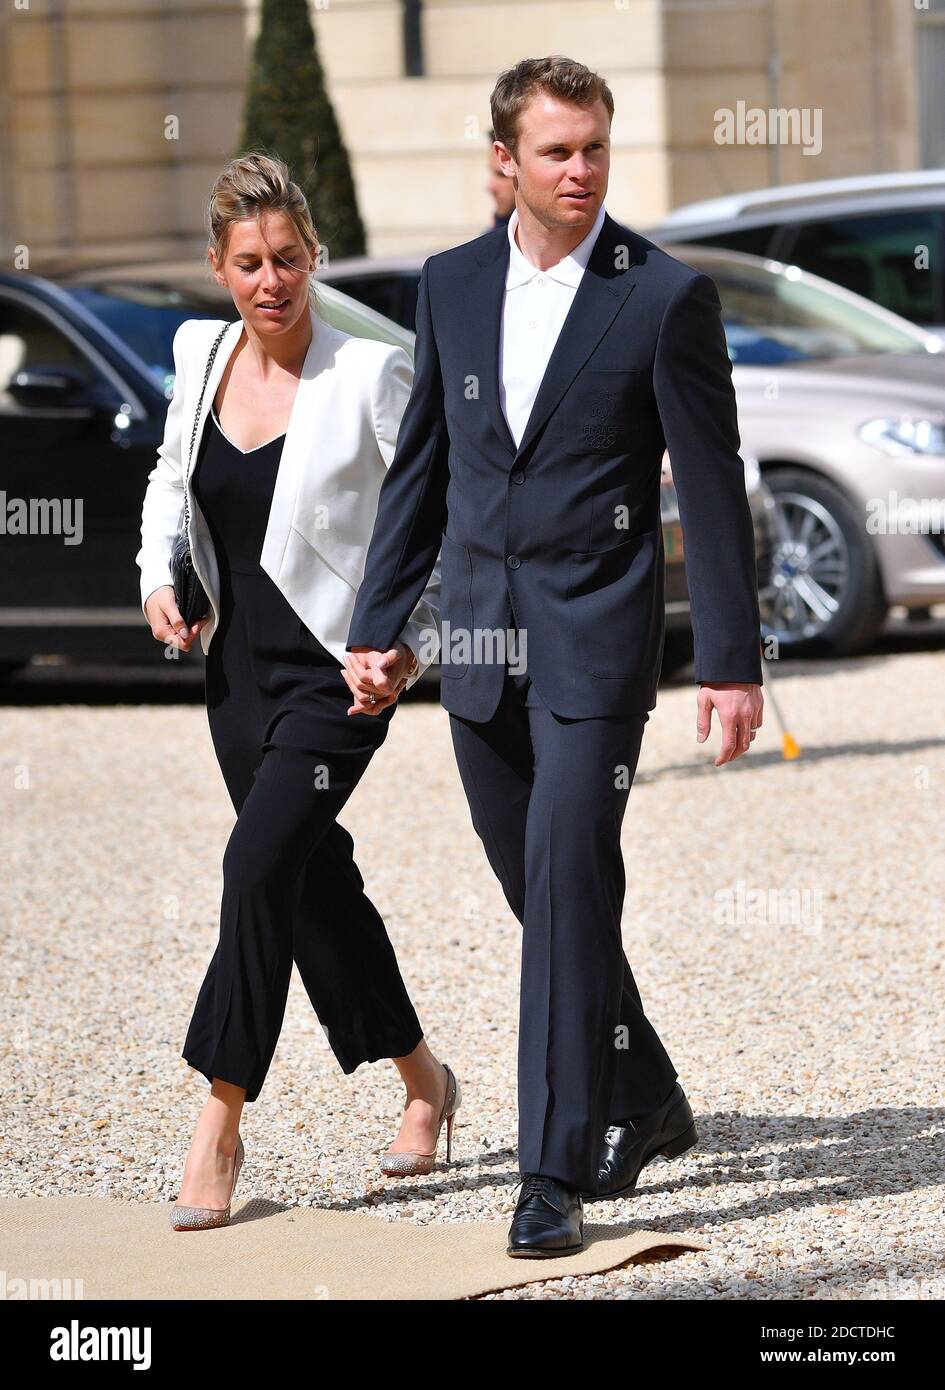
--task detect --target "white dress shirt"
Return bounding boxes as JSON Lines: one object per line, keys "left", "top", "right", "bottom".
{"left": 498, "top": 200, "right": 607, "bottom": 447}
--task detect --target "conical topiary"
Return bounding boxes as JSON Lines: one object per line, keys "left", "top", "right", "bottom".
{"left": 239, "top": 0, "right": 366, "bottom": 260}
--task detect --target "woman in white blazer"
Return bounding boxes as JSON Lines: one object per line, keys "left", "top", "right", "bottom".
{"left": 136, "top": 154, "right": 459, "bottom": 1230}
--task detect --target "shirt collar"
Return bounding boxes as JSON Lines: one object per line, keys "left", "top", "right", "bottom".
{"left": 506, "top": 201, "right": 607, "bottom": 289}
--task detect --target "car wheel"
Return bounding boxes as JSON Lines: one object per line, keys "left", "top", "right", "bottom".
{"left": 759, "top": 468, "right": 886, "bottom": 656}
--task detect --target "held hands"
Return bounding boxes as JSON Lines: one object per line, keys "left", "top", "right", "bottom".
{"left": 145, "top": 584, "right": 209, "bottom": 653}
{"left": 696, "top": 682, "right": 764, "bottom": 766}
{"left": 342, "top": 642, "right": 416, "bottom": 716}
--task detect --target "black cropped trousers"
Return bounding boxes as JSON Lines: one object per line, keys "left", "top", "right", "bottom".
{"left": 180, "top": 566, "right": 423, "bottom": 1103}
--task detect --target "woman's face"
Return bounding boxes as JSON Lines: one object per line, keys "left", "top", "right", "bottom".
{"left": 210, "top": 211, "right": 315, "bottom": 334}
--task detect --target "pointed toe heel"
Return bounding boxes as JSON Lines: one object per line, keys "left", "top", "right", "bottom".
{"left": 379, "top": 1063, "right": 461, "bottom": 1178}
{"left": 170, "top": 1133, "right": 244, "bottom": 1231}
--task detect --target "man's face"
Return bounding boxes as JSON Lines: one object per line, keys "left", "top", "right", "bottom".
{"left": 496, "top": 92, "right": 610, "bottom": 232}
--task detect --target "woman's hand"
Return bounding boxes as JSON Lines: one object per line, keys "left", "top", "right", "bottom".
{"left": 145, "top": 585, "right": 209, "bottom": 653}
{"left": 342, "top": 642, "right": 415, "bottom": 715}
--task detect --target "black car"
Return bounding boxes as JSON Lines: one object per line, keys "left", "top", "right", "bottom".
{"left": 0, "top": 270, "right": 233, "bottom": 672}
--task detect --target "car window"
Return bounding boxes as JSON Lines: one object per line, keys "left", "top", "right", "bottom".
{"left": 325, "top": 274, "right": 415, "bottom": 330}
{"left": 682, "top": 257, "right": 929, "bottom": 364}
{"left": 782, "top": 211, "right": 941, "bottom": 324}
{"left": 683, "top": 225, "right": 778, "bottom": 258}
{"left": 322, "top": 273, "right": 400, "bottom": 322}
{"left": 0, "top": 297, "right": 96, "bottom": 412}
{"left": 62, "top": 283, "right": 234, "bottom": 396}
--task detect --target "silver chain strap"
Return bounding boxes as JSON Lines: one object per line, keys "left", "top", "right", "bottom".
{"left": 180, "top": 322, "right": 232, "bottom": 533}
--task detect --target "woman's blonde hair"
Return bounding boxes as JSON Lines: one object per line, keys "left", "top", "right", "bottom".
{"left": 206, "top": 151, "right": 320, "bottom": 305}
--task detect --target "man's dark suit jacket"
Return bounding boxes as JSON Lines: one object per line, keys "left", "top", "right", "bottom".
{"left": 346, "top": 210, "right": 764, "bottom": 723}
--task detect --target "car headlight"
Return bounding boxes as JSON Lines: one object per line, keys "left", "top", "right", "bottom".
{"left": 858, "top": 417, "right": 945, "bottom": 457}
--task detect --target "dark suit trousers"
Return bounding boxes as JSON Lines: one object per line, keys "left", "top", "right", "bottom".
{"left": 448, "top": 662, "right": 678, "bottom": 1192}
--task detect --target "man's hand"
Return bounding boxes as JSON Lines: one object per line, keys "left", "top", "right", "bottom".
{"left": 696, "top": 682, "right": 763, "bottom": 766}
{"left": 342, "top": 642, "right": 415, "bottom": 716}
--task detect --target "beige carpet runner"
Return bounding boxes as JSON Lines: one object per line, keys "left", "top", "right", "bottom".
{"left": 0, "top": 1196, "right": 707, "bottom": 1300}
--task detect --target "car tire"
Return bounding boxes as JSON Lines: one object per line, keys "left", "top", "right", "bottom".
{"left": 760, "top": 467, "right": 886, "bottom": 657}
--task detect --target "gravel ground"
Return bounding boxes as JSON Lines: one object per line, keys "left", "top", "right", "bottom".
{"left": 1, "top": 648, "right": 943, "bottom": 1300}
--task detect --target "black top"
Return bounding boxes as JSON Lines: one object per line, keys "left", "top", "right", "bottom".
{"left": 191, "top": 409, "right": 287, "bottom": 575}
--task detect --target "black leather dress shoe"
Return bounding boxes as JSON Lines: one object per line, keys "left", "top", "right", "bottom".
{"left": 507, "top": 1174, "right": 584, "bottom": 1258}
{"left": 591, "top": 1082, "right": 698, "bottom": 1200}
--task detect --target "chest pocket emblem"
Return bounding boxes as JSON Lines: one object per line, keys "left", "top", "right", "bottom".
{"left": 580, "top": 391, "right": 621, "bottom": 450}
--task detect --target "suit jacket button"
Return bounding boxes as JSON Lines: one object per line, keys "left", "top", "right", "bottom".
{"left": 511, "top": 470, "right": 525, "bottom": 484}
{"left": 506, "top": 555, "right": 521, "bottom": 569}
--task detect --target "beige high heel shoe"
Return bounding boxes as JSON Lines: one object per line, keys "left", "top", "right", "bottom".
{"left": 170, "top": 1133, "right": 245, "bottom": 1230}
{"left": 380, "top": 1063, "right": 461, "bottom": 1177}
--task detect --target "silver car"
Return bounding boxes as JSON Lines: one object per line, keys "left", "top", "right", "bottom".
{"left": 645, "top": 169, "right": 945, "bottom": 334}
{"left": 672, "top": 245, "right": 945, "bottom": 655}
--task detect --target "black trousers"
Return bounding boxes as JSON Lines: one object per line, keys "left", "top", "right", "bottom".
{"left": 181, "top": 570, "right": 423, "bottom": 1103}
{"left": 449, "top": 663, "right": 678, "bottom": 1193}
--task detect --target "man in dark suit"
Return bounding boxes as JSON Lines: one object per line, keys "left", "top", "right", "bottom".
{"left": 344, "top": 55, "right": 764, "bottom": 1258}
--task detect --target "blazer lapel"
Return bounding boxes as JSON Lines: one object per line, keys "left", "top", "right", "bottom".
{"left": 259, "top": 306, "right": 342, "bottom": 579}
{"left": 186, "top": 307, "right": 338, "bottom": 582}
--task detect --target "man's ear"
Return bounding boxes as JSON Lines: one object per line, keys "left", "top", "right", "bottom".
{"left": 494, "top": 141, "right": 515, "bottom": 178}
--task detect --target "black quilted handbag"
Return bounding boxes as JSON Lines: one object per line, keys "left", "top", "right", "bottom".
{"left": 170, "top": 323, "right": 230, "bottom": 626}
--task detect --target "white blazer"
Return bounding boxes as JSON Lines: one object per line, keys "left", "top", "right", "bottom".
{"left": 135, "top": 306, "right": 441, "bottom": 690}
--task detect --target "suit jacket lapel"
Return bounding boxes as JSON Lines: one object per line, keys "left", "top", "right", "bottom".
{"left": 458, "top": 234, "right": 518, "bottom": 456}
{"left": 515, "top": 213, "right": 641, "bottom": 457}
{"left": 464, "top": 211, "right": 643, "bottom": 461}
